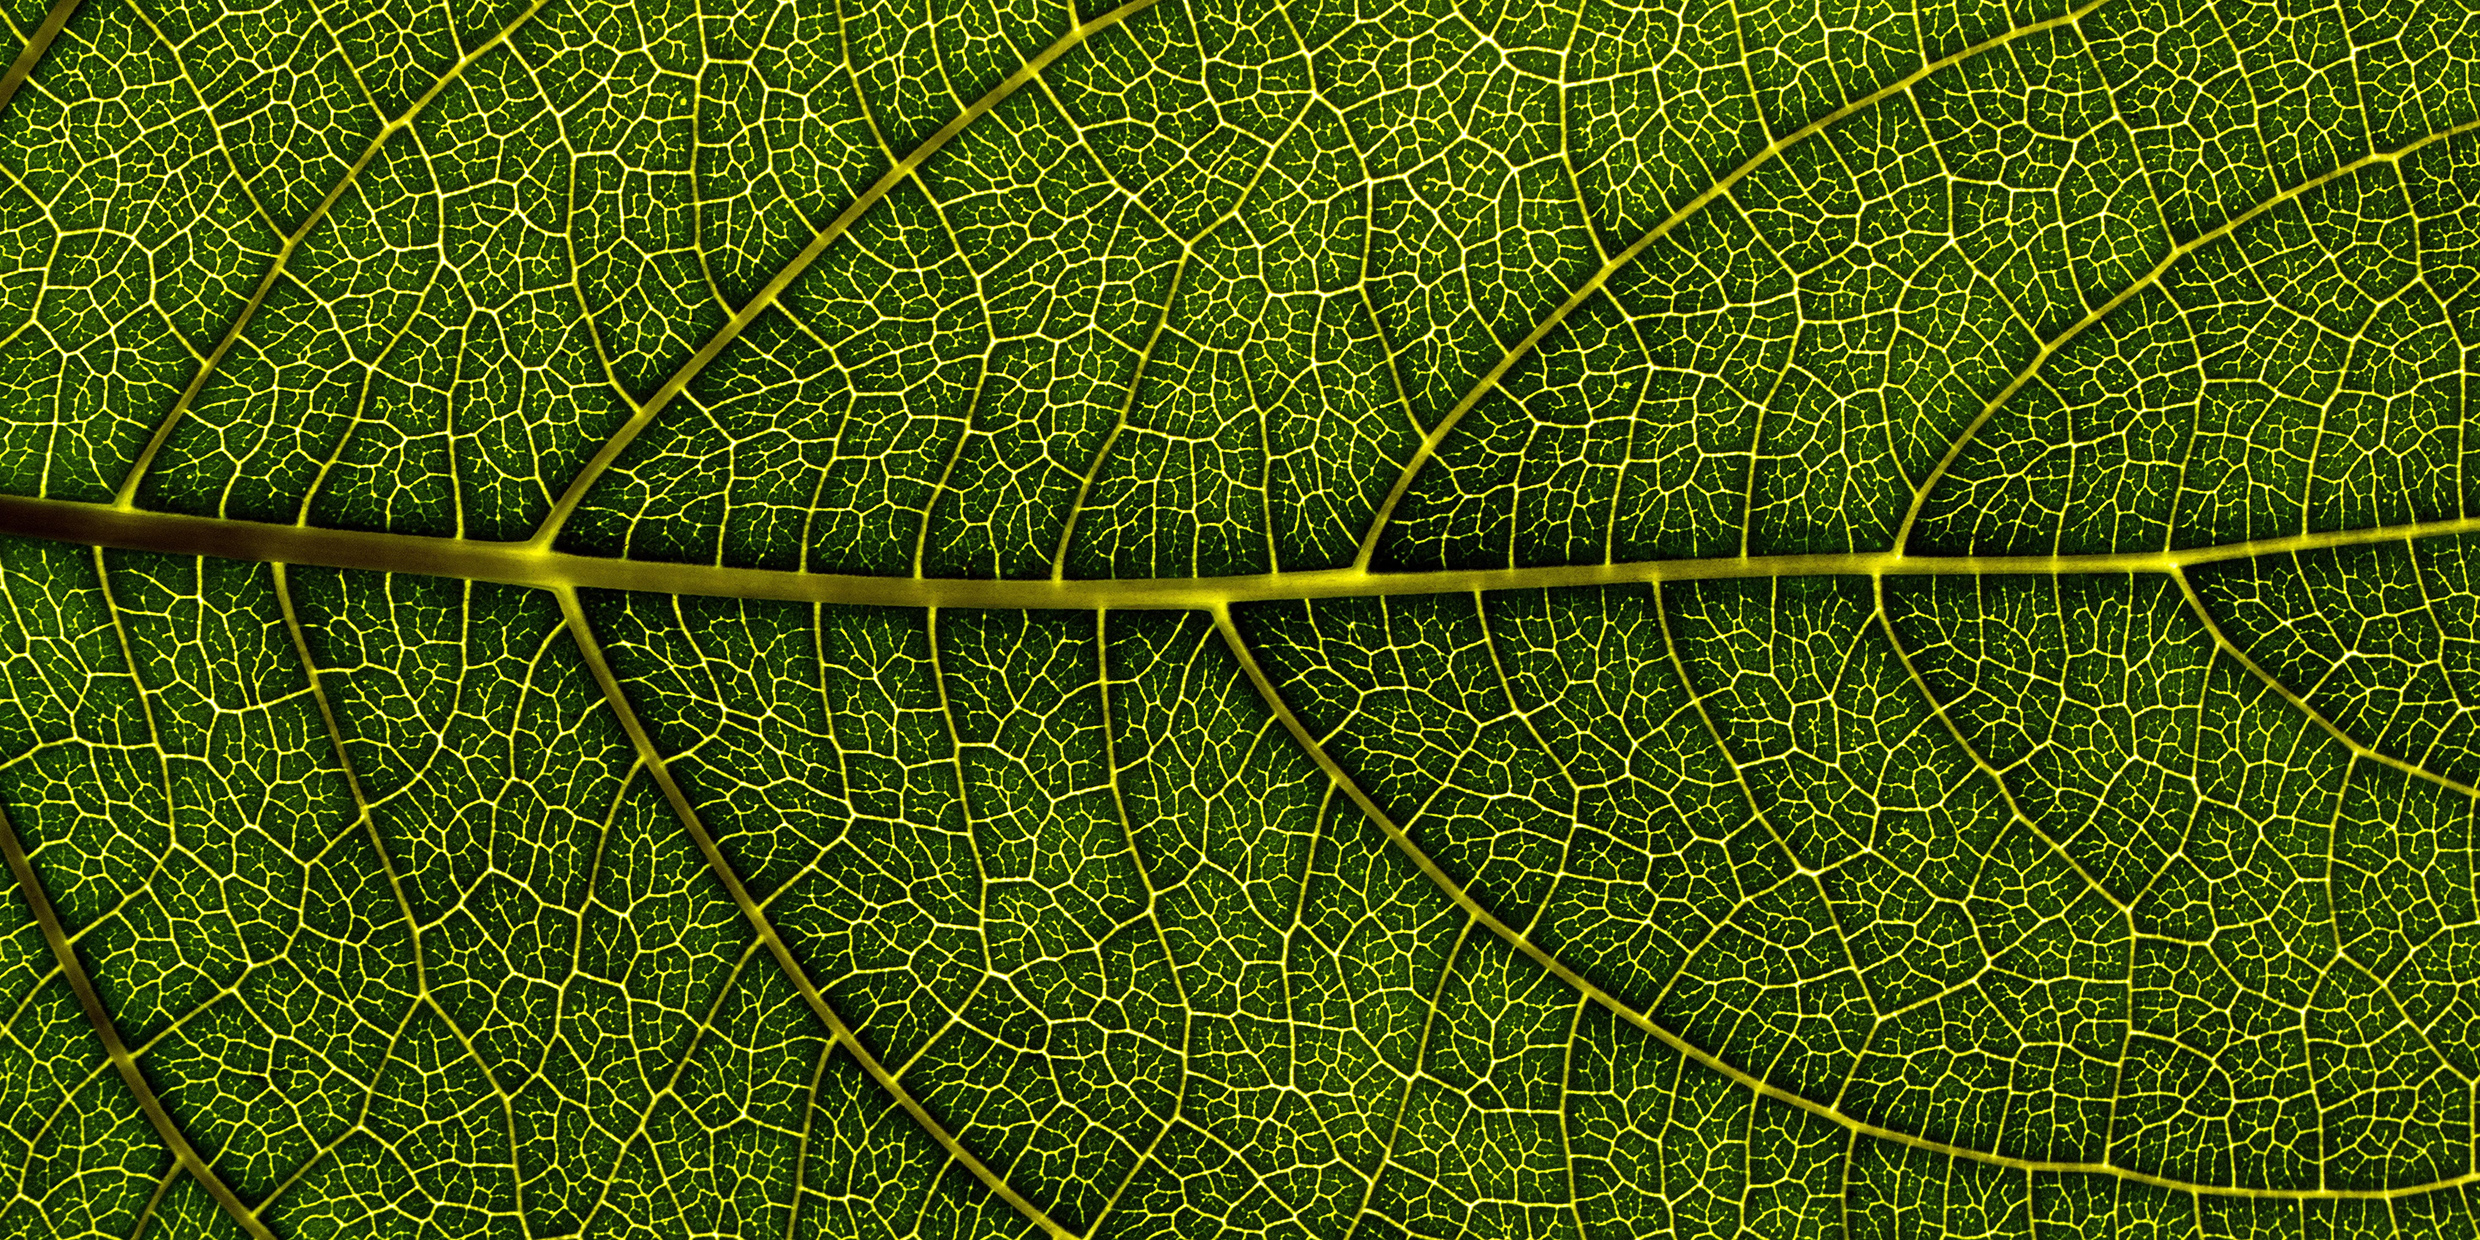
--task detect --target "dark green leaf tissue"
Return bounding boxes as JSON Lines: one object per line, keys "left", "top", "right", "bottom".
{"left": 0, "top": 0, "right": 2474, "bottom": 1233}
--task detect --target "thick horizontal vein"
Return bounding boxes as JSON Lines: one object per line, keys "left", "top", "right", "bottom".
{"left": 0, "top": 0, "right": 83, "bottom": 113}
{"left": 1348, "top": 0, "right": 2103, "bottom": 569}
{"left": 0, "top": 806, "right": 278, "bottom": 1240}
{"left": 1210, "top": 605, "right": 2480, "bottom": 1202}
{"left": 11, "top": 493, "right": 2480, "bottom": 605}
{"left": 525, "top": 0, "right": 1161, "bottom": 548}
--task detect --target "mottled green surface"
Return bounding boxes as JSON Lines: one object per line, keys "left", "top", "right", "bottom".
{"left": 4, "top": 0, "right": 2480, "bottom": 1233}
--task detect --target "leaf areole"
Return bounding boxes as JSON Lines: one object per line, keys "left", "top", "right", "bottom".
{"left": 0, "top": 0, "right": 79, "bottom": 114}
{"left": 6, "top": 0, "right": 2480, "bottom": 1232}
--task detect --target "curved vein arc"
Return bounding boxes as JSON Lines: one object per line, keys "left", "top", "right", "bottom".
{"left": 525, "top": 0, "right": 1164, "bottom": 551}
{"left": 1869, "top": 576, "right": 2132, "bottom": 916}
{"left": 1891, "top": 111, "right": 2480, "bottom": 552}
{"left": 1345, "top": 0, "right": 2107, "bottom": 571}
{"left": 1339, "top": 914, "right": 1477, "bottom": 1239}
{"left": 2170, "top": 565, "right": 2480, "bottom": 803}
{"left": 109, "top": 0, "right": 559, "bottom": 511}
{"left": 1205, "top": 602, "right": 2480, "bottom": 1201}
{"left": 551, "top": 585, "right": 1082, "bottom": 1240}
{"left": 122, "top": 1162, "right": 181, "bottom": 1240}
{"left": 0, "top": 803, "right": 278, "bottom": 1240}
{"left": 1077, "top": 607, "right": 1200, "bottom": 1239}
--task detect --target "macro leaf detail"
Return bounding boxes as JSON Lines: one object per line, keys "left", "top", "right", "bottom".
{"left": 0, "top": 0, "right": 2477, "bottom": 1233}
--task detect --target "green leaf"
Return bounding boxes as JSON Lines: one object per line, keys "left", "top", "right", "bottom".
{"left": 0, "top": 0, "right": 2476, "bottom": 1232}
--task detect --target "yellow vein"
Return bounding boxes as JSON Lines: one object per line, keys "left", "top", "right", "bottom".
{"left": 2170, "top": 565, "right": 2480, "bottom": 803}
{"left": 566, "top": 942, "right": 763, "bottom": 1236}
{"left": 552, "top": 585, "right": 1081, "bottom": 1240}
{"left": 1644, "top": 578, "right": 1795, "bottom": 1020}
{"left": 266, "top": 562, "right": 544, "bottom": 1230}
{"left": 1339, "top": 914, "right": 1475, "bottom": 1238}
{"left": 0, "top": 804, "right": 278, "bottom": 1240}
{"left": 269, "top": 564, "right": 423, "bottom": 987}
{"left": 21, "top": 492, "right": 2480, "bottom": 609}
{"left": 1042, "top": 86, "right": 1321, "bottom": 581}
{"left": 1869, "top": 575, "right": 2132, "bottom": 917}
{"left": 1206, "top": 601, "right": 2480, "bottom": 1201}
{"left": 1891, "top": 111, "right": 2480, "bottom": 552}
{"left": 82, "top": 544, "right": 182, "bottom": 943}
{"left": 912, "top": 604, "right": 999, "bottom": 1082}
{"left": 124, "top": 1162, "right": 181, "bottom": 1240}
{"left": 1346, "top": 0, "right": 2107, "bottom": 570}
{"left": 0, "top": 0, "right": 79, "bottom": 113}
{"left": 525, "top": 0, "right": 1163, "bottom": 551}
{"left": 110, "top": 0, "right": 559, "bottom": 510}
{"left": 781, "top": 1040, "right": 836, "bottom": 1240}
{"left": 1078, "top": 607, "right": 1199, "bottom": 1238}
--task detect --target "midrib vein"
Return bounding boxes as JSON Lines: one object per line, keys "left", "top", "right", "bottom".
{"left": 8, "top": 492, "right": 2480, "bottom": 607}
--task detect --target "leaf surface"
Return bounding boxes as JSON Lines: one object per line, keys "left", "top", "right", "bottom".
{"left": 1, "top": 0, "right": 2479, "bottom": 1233}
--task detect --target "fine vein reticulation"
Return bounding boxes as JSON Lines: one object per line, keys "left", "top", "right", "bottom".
{"left": 7, "top": 0, "right": 2480, "bottom": 1233}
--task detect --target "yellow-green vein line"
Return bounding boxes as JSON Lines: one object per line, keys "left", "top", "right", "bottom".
{"left": 1206, "top": 600, "right": 2480, "bottom": 1200}
{"left": 1869, "top": 575, "right": 2132, "bottom": 916}
{"left": 781, "top": 1040, "right": 836, "bottom": 1240}
{"left": 553, "top": 585, "right": 1081, "bottom": 1240}
{"left": 1077, "top": 607, "right": 1198, "bottom": 1238}
{"left": 0, "top": 0, "right": 80, "bottom": 113}
{"left": 1347, "top": 0, "right": 2107, "bottom": 570}
{"left": 1891, "top": 111, "right": 2480, "bottom": 552}
{"left": 1339, "top": 914, "right": 1475, "bottom": 1238}
{"left": 0, "top": 804, "right": 278, "bottom": 1240}
{"left": 526, "top": 0, "right": 1164, "bottom": 550}
{"left": 124, "top": 1161, "right": 181, "bottom": 1240}
{"left": 2170, "top": 565, "right": 2480, "bottom": 803}
{"left": 20, "top": 492, "right": 2480, "bottom": 610}
{"left": 111, "top": 0, "right": 559, "bottom": 510}
{"left": 265, "top": 561, "right": 541, "bottom": 1229}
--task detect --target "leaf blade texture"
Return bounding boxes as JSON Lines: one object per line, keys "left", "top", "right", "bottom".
{"left": 1, "top": 0, "right": 2479, "bottom": 1233}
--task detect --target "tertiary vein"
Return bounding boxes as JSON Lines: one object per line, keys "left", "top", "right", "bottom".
{"left": 1206, "top": 602, "right": 2480, "bottom": 1201}
{"left": 524, "top": 0, "right": 1166, "bottom": 550}
{"left": 553, "top": 586, "right": 1084, "bottom": 1240}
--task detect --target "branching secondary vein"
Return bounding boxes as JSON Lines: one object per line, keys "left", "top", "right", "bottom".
{"left": 554, "top": 586, "right": 1083, "bottom": 1240}
{"left": 0, "top": 801, "right": 279, "bottom": 1240}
